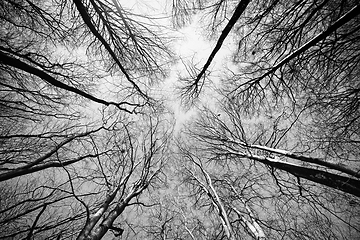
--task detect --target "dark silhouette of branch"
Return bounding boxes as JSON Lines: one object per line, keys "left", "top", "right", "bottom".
{"left": 0, "top": 51, "right": 135, "bottom": 113}
{"left": 72, "top": 0, "right": 147, "bottom": 99}
{"left": 241, "top": 153, "right": 360, "bottom": 197}
{"left": 26, "top": 204, "right": 47, "bottom": 240}
{"left": 0, "top": 127, "right": 103, "bottom": 182}
{"left": 185, "top": 0, "right": 250, "bottom": 98}
{"left": 233, "top": 3, "right": 360, "bottom": 92}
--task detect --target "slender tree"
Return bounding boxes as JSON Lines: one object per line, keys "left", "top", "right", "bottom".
{"left": 1, "top": 0, "right": 173, "bottom": 239}
{"left": 173, "top": 0, "right": 360, "bottom": 158}
{"left": 170, "top": 2, "right": 360, "bottom": 237}
{"left": 176, "top": 105, "right": 360, "bottom": 239}
{"left": 2, "top": 0, "right": 360, "bottom": 239}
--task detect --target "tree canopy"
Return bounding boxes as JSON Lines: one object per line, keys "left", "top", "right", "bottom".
{"left": 1, "top": 0, "right": 359, "bottom": 239}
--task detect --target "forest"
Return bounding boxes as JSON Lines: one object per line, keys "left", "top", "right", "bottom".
{"left": 0, "top": 0, "right": 359, "bottom": 239}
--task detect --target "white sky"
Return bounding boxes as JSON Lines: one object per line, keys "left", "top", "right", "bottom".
{"left": 88, "top": 0, "right": 236, "bottom": 132}
{"left": 160, "top": 11, "right": 235, "bottom": 132}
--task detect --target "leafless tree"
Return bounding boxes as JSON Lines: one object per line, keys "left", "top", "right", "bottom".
{"left": 2, "top": 0, "right": 360, "bottom": 239}
{"left": 1, "top": 1, "right": 174, "bottom": 239}
{"left": 1, "top": 0, "right": 173, "bottom": 114}
{"left": 169, "top": 3, "right": 360, "bottom": 237}
{"left": 175, "top": 103, "right": 360, "bottom": 239}
{"left": 1, "top": 112, "right": 173, "bottom": 240}
{"left": 172, "top": 0, "right": 359, "bottom": 161}
{"left": 76, "top": 115, "right": 172, "bottom": 240}
{"left": 172, "top": 0, "right": 360, "bottom": 116}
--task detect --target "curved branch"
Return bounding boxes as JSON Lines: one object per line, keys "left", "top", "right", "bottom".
{"left": 72, "top": 0, "right": 147, "bottom": 99}
{"left": 233, "top": 3, "right": 360, "bottom": 92}
{"left": 26, "top": 204, "right": 47, "bottom": 240}
{"left": 0, "top": 50, "right": 134, "bottom": 113}
{"left": 0, "top": 127, "right": 103, "bottom": 182}
{"left": 229, "top": 150, "right": 360, "bottom": 197}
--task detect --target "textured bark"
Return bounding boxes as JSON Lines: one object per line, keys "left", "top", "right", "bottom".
{"left": 77, "top": 183, "right": 148, "bottom": 240}
{"left": 229, "top": 150, "right": 360, "bottom": 197}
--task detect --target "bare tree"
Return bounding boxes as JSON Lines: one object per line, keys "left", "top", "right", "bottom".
{"left": 173, "top": 0, "right": 360, "bottom": 111}
{"left": 169, "top": 2, "right": 360, "bottom": 237}
{"left": 1, "top": 1, "right": 174, "bottom": 239}
{"left": 181, "top": 150, "right": 236, "bottom": 240}
{"left": 1, "top": 0, "right": 173, "bottom": 114}
{"left": 2, "top": 0, "right": 360, "bottom": 239}
{"left": 1, "top": 112, "right": 172, "bottom": 240}
{"left": 77, "top": 114, "right": 172, "bottom": 240}
{"left": 172, "top": 0, "right": 360, "bottom": 165}
{"left": 175, "top": 103, "right": 360, "bottom": 239}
